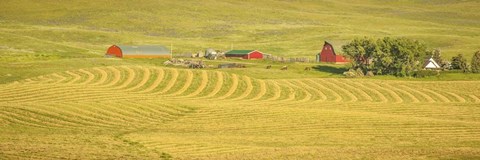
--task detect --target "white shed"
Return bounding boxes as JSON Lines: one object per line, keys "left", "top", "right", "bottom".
{"left": 424, "top": 58, "right": 441, "bottom": 69}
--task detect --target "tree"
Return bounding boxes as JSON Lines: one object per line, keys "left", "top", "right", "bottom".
{"left": 342, "top": 37, "right": 428, "bottom": 77}
{"left": 429, "top": 49, "right": 445, "bottom": 67}
{"left": 451, "top": 54, "right": 469, "bottom": 73}
{"left": 471, "top": 51, "right": 480, "bottom": 73}
{"left": 341, "top": 37, "right": 379, "bottom": 73}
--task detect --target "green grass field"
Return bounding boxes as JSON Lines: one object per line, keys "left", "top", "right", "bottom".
{"left": 1, "top": 0, "right": 479, "bottom": 60}
{"left": 1, "top": 0, "right": 480, "bottom": 159}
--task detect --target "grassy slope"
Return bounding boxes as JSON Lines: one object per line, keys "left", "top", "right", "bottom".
{"left": 0, "top": 0, "right": 479, "bottom": 59}
{"left": 1, "top": 0, "right": 479, "bottom": 82}
{"left": 1, "top": 1, "right": 480, "bottom": 159}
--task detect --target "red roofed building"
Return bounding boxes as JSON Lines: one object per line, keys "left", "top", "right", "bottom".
{"left": 225, "top": 50, "right": 263, "bottom": 60}
{"left": 106, "top": 45, "right": 171, "bottom": 58}
{"left": 316, "top": 41, "right": 349, "bottom": 63}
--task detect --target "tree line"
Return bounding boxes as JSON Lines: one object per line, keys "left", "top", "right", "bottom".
{"left": 341, "top": 37, "right": 480, "bottom": 77}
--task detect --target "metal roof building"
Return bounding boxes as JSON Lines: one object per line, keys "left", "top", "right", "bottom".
{"left": 106, "top": 45, "right": 171, "bottom": 58}
{"left": 225, "top": 50, "right": 263, "bottom": 59}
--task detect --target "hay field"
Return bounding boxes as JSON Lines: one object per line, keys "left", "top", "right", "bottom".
{"left": 1, "top": 66, "right": 479, "bottom": 159}
{"left": 1, "top": 0, "right": 480, "bottom": 159}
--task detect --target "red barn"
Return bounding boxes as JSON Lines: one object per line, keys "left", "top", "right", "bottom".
{"left": 316, "top": 41, "right": 349, "bottom": 63}
{"left": 225, "top": 50, "right": 263, "bottom": 59}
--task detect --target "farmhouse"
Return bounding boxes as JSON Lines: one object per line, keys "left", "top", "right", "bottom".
{"left": 423, "top": 57, "right": 441, "bottom": 70}
{"left": 106, "top": 45, "right": 171, "bottom": 58}
{"left": 225, "top": 50, "right": 263, "bottom": 59}
{"left": 316, "top": 41, "right": 349, "bottom": 63}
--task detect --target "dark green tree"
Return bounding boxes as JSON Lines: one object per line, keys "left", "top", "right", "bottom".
{"left": 343, "top": 37, "right": 427, "bottom": 77}
{"left": 451, "top": 54, "right": 469, "bottom": 73}
{"left": 471, "top": 51, "right": 480, "bottom": 73}
{"left": 428, "top": 49, "right": 445, "bottom": 67}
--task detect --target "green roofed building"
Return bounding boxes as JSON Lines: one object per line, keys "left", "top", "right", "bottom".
{"left": 225, "top": 50, "right": 264, "bottom": 59}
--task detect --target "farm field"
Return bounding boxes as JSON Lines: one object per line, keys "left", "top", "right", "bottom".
{"left": 1, "top": 0, "right": 480, "bottom": 159}
{"left": 1, "top": 65, "right": 480, "bottom": 159}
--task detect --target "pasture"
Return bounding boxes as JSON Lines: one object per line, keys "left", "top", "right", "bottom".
{"left": 1, "top": 65, "right": 479, "bottom": 159}
{"left": 1, "top": 0, "right": 480, "bottom": 159}
{"left": 1, "top": 0, "right": 480, "bottom": 60}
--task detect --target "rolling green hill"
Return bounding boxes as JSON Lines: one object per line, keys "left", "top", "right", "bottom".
{"left": 1, "top": 1, "right": 480, "bottom": 159}
{"left": 1, "top": 0, "right": 479, "bottom": 61}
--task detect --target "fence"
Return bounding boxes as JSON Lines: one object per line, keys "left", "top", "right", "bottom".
{"left": 173, "top": 53, "right": 194, "bottom": 58}
{"left": 264, "top": 54, "right": 313, "bottom": 63}
{"left": 174, "top": 53, "right": 314, "bottom": 63}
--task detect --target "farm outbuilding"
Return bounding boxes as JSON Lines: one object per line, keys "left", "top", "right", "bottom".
{"left": 423, "top": 57, "right": 441, "bottom": 70}
{"left": 225, "top": 50, "right": 263, "bottom": 59}
{"left": 316, "top": 41, "right": 349, "bottom": 63}
{"left": 106, "top": 45, "right": 171, "bottom": 58}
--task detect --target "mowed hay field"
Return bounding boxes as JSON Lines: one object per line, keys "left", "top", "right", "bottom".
{"left": 1, "top": 66, "right": 480, "bottom": 159}
{"left": 1, "top": 0, "right": 480, "bottom": 159}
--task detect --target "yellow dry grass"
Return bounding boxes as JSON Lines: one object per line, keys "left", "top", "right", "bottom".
{"left": 1, "top": 66, "right": 480, "bottom": 159}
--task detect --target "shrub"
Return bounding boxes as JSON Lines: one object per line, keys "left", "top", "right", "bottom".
{"left": 343, "top": 68, "right": 367, "bottom": 78}
{"left": 160, "top": 152, "right": 173, "bottom": 160}
{"left": 414, "top": 70, "right": 440, "bottom": 78}
{"left": 355, "top": 68, "right": 364, "bottom": 77}
{"left": 471, "top": 51, "right": 480, "bottom": 73}
{"left": 366, "top": 71, "right": 375, "bottom": 77}
{"left": 451, "top": 54, "right": 469, "bottom": 72}
{"left": 343, "top": 69, "right": 357, "bottom": 78}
